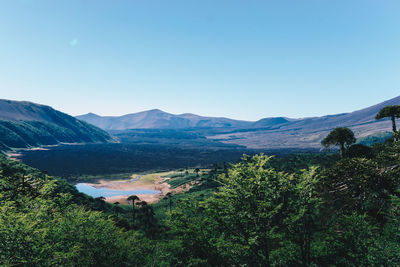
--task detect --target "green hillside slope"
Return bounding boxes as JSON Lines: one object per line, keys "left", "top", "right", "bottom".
{"left": 0, "top": 99, "right": 115, "bottom": 150}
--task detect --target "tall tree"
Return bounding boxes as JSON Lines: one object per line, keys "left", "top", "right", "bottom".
{"left": 321, "top": 158, "right": 396, "bottom": 222}
{"left": 164, "top": 192, "right": 173, "bottom": 213}
{"left": 321, "top": 127, "right": 356, "bottom": 157}
{"left": 127, "top": 195, "right": 140, "bottom": 227}
{"left": 112, "top": 202, "right": 123, "bottom": 214}
{"left": 205, "top": 154, "right": 291, "bottom": 266}
{"left": 285, "top": 167, "right": 322, "bottom": 266}
{"left": 375, "top": 105, "right": 400, "bottom": 139}
{"left": 94, "top": 196, "right": 106, "bottom": 210}
{"left": 136, "top": 201, "right": 157, "bottom": 235}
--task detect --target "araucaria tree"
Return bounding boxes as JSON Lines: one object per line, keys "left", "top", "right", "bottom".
{"left": 127, "top": 195, "right": 140, "bottom": 227}
{"left": 321, "top": 127, "right": 356, "bottom": 157}
{"left": 375, "top": 105, "right": 400, "bottom": 139}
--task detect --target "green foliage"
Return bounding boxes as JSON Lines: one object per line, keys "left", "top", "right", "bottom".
{"left": 357, "top": 131, "right": 393, "bottom": 146}
{"left": 0, "top": 201, "right": 134, "bottom": 266}
{"left": 153, "top": 188, "right": 213, "bottom": 222}
{"left": 321, "top": 127, "right": 356, "bottom": 157}
{"left": 321, "top": 157, "right": 395, "bottom": 220}
{"left": 375, "top": 105, "right": 400, "bottom": 133}
{"left": 1, "top": 140, "right": 399, "bottom": 266}
{"left": 323, "top": 213, "right": 379, "bottom": 266}
{"left": 375, "top": 105, "right": 400, "bottom": 120}
{"left": 164, "top": 148, "right": 399, "bottom": 266}
{"left": 166, "top": 197, "right": 216, "bottom": 265}
{"left": 0, "top": 156, "right": 139, "bottom": 266}
{"left": 165, "top": 173, "right": 198, "bottom": 188}
{"left": 284, "top": 167, "right": 323, "bottom": 266}
{"left": 266, "top": 152, "right": 339, "bottom": 173}
{"left": 347, "top": 143, "right": 373, "bottom": 158}
{"left": 0, "top": 118, "right": 114, "bottom": 151}
{"left": 205, "top": 154, "right": 291, "bottom": 266}
{"left": 367, "top": 190, "right": 400, "bottom": 266}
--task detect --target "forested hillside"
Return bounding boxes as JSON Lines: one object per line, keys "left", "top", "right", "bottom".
{"left": 0, "top": 99, "right": 114, "bottom": 150}
{"left": 0, "top": 156, "right": 136, "bottom": 265}
{"left": 1, "top": 138, "right": 399, "bottom": 266}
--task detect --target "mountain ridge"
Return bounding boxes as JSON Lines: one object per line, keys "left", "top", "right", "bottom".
{"left": 77, "top": 96, "right": 400, "bottom": 149}
{"left": 77, "top": 96, "right": 400, "bottom": 131}
{"left": 77, "top": 109, "right": 257, "bottom": 130}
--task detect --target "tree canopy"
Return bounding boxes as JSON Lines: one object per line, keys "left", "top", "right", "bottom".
{"left": 375, "top": 105, "right": 400, "bottom": 135}
{"left": 1, "top": 139, "right": 399, "bottom": 266}
{"left": 321, "top": 127, "right": 356, "bottom": 157}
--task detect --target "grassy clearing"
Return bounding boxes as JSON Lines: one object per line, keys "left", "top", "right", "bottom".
{"left": 163, "top": 169, "right": 209, "bottom": 188}
{"left": 167, "top": 176, "right": 195, "bottom": 188}
{"left": 137, "top": 171, "right": 175, "bottom": 182}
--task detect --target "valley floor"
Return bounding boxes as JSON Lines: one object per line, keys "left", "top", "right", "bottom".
{"left": 76, "top": 170, "right": 202, "bottom": 204}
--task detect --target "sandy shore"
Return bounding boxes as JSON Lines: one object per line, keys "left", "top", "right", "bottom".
{"left": 87, "top": 175, "right": 172, "bottom": 204}
{"left": 87, "top": 175, "right": 200, "bottom": 204}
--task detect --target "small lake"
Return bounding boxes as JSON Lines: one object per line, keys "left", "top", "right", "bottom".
{"left": 75, "top": 183, "right": 161, "bottom": 198}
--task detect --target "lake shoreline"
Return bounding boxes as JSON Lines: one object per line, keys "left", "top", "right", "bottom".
{"left": 76, "top": 172, "right": 173, "bottom": 204}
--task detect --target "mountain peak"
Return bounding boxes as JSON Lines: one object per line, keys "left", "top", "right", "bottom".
{"left": 147, "top": 109, "right": 166, "bottom": 114}
{"left": 82, "top": 112, "right": 101, "bottom": 117}
{"left": 253, "top": 117, "right": 290, "bottom": 127}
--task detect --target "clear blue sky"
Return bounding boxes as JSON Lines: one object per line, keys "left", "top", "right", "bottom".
{"left": 1, "top": 0, "right": 399, "bottom": 120}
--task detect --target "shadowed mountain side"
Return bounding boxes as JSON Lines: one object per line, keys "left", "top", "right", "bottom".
{"left": 0, "top": 99, "right": 115, "bottom": 150}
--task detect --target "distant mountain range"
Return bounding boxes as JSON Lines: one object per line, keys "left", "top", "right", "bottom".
{"left": 0, "top": 96, "right": 396, "bottom": 151}
{"left": 0, "top": 99, "right": 115, "bottom": 150}
{"left": 76, "top": 109, "right": 261, "bottom": 130}
{"left": 77, "top": 96, "right": 400, "bottom": 149}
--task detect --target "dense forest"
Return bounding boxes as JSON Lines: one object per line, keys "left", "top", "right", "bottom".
{"left": 15, "top": 143, "right": 319, "bottom": 178}
{"left": 1, "top": 133, "right": 399, "bottom": 266}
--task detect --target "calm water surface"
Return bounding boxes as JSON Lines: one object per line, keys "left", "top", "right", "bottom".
{"left": 75, "top": 183, "right": 160, "bottom": 198}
